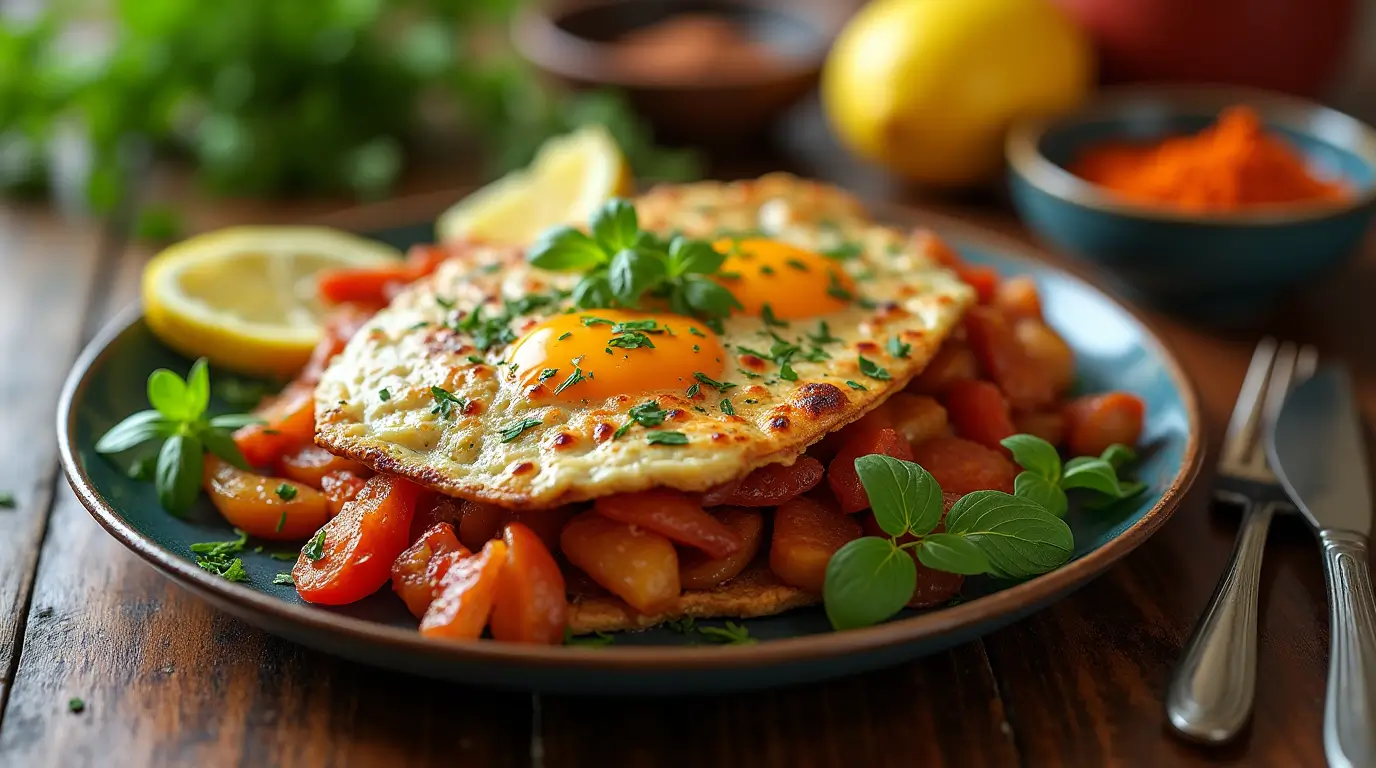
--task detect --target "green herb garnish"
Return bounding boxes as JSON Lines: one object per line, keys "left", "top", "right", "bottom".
{"left": 858, "top": 356, "right": 890, "bottom": 381}
{"left": 552, "top": 366, "right": 587, "bottom": 396}
{"left": 303, "top": 529, "right": 327, "bottom": 562}
{"left": 190, "top": 529, "right": 251, "bottom": 582}
{"left": 68, "top": 698, "right": 85, "bottom": 714}
{"left": 720, "top": 399, "right": 735, "bottom": 416}
{"left": 808, "top": 321, "right": 843, "bottom": 345}
{"left": 846, "top": 380, "right": 867, "bottom": 390}
{"left": 646, "top": 430, "right": 689, "bottom": 445}
{"left": 430, "top": 386, "right": 466, "bottom": 419}
{"left": 378, "top": 388, "right": 391, "bottom": 401}
{"left": 887, "top": 336, "right": 911, "bottom": 359}
{"left": 275, "top": 483, "right": 297, "bottom": 502}
{"left": 563, "top": 628, "right": 615, "bottom": 647}
{"left": 693, "top": 372, "right": 735, "bottom": 392}
{"left": 499, "top": 418, "right": 542, "bottom": 443}
{"left": 697, "top": 621, "right": 756, "bottom": 645}
{"left": 95, "top": 358, "right": 254, "bottom": 515}
{"left": 0, "top": 491, "right": 13, "bottom": 508}
{"left": 760, "top": 303, "right": 787, "bottom": 328}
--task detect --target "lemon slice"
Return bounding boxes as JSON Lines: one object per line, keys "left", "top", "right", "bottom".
{"left": 436, "top": 124, "right": 634, "bottom": 245}
{"left": 142, "top": 226, "right": 400, "bottom": 376}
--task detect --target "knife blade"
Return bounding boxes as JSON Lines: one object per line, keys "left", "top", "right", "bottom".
{"left": 1267, "top": 365, "right": 1373, "bottom": 536}
{"left": 1266, "top": 363, "right": 1376, "bottom": 768}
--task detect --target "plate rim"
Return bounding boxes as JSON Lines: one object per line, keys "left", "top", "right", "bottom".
{"left": 56, "top": 200, "right": 1204, "bottom": 672}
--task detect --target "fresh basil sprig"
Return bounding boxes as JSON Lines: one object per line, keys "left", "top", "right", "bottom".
{"left": 95, "top": 358, "right": 257, "bottom": 515}
{"left": 823, "top": 454, "right": 1073, "bottom": 630}
{"left": 1001, "top": 435, "right": 1144, "bottom": 517}
{"left": 527, "top": 199, "right": 742, "bottom": 323}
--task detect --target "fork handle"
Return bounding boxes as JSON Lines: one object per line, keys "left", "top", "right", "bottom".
{"left": 1167, "top": 500, "right": 1273, "bottom": 743}
{"left": 1319, "top": 529, "right": 1376, "bottom": 768}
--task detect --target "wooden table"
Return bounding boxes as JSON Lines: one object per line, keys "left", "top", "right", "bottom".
{"left": 0, "top": 128, "right": 1372, "bottom": 767}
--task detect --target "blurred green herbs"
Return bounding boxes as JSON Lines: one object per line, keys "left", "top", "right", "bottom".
{"left": 0, "top": 0, "right": 699, "bottom": 211}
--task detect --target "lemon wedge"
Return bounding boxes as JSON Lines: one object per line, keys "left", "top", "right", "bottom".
{"left": 435, "top": 125, "right": 634, "bottom": 245}
{"left": 142, "top": 226, "right": 400, "bottom": 376}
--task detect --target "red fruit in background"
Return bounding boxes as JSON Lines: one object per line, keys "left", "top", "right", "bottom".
{"left": 1052, "top": 0, "right": 1354, "bottom": 97}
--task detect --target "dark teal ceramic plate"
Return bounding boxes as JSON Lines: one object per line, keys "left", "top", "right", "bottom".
{"left": 58, "top": 211, "right": 1202, "bottom": 695}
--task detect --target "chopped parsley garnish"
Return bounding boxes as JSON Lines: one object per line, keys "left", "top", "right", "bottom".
{"left": 667, "top": 617, "right": 697, "bottom": 634}
{"left": 802, "top": 347, "right": 831, "bottom": 362}
{"left": 190, "top": 529, "right": 250, "bottom": 582}
{"left": 808, "top": 321, "right": 843, "bottom": 345}
{"left": 737, "top": 369, "right": 762, "bottom": 379}
{"left": 275, "top": 509, "right": 287, "bottom": 532}
{"left": 826, "top": 271, "right": 855, "bottom": 302}
{"left": 759, "top": 265, "right": 775, "bottom": 276}
{"left": 646, "top": 430, "right": 689, "bottom": 445}
{"left": 272, "top": 572, "right": 294, "bottom": 586}
{"left": 760, "top": 303, "right": 788, "bottom": 328}
{"left": 0, "top": 491, "right": 13, "bottom": 508}
{"left": 688, "top": 326, "right": 706, "bottom": 337}
{"left": 466, "top": 355, "right": 484, "bottom": 364}
{"left": 68, "top": 698, "right": 85, "bottom": 714}
{"left": 686, "top": 382, "right": 701, "bottom": 398}
{"left": 697, "top": 621, "right": 757, "bottom": 645}
{"left": 558, "top": 332, "right": 572, "bottom": 340}
{"left": 614, "top": 401, "right": 669, "bottom": 438}
{"left": 303, "top": 529, "right": 327, "bottom": 561}
{"left": 887, "top": 336, "right": 912, "bottom": 359}
{"left": 552, "top": 366, "right": 587, "bottom": 396}
{"left": 720, "top": 399, "right": 735, "bottom": 416}
{"left": 409, "top": 321, "right": 431, "bottom": 331}
{"left": 499, "top": 418, "right": 542, "bottom": 443}
{"left": 692, "top": 344, "right": 700, "bottom": 352}
{"left": 847, "top": 380, "right": 868, "bottom": 390}
{"left": 606, "top": 330, "right": 656, "bottom": 350}
{"left": 858, "top": 356, "right": 891, "bottom": 381}
{"left": 275, "top": 483, "right": 297, "bottom": 501}
{"left": 693, "top": 372, "right": 736, "bottom": 392}
{"left": 378, "top": 388, "right": 391, "bottom": 401}
{"left": 785, "top": 258, "right": 809, "bottom": 272}
{"left": 430, "top": 386, "right": 466, "bottom": 419}
{"left": 435, "top": 296, "right": 456, "bottom": 310}
{"left": 779, "top": 362, "right": 799, "bottom": 382}
{"left": 563, "top": 628, "right": 615, "bottom": 647}
{"left": 539, "top": 368, "right": 559, "bottom": 382}
{"left": 823, "top": 242, "right": 863, "bottom": 261}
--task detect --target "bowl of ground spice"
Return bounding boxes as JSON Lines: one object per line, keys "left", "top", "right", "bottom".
{"left": 1006, "top": 86, "right": 1376, "bottom": 320}
{"left": 513, "top": 0, "right": 833, "bottom": 145}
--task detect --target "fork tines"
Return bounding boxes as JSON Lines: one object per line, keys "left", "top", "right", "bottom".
{"left": 1217, "top": 337, "right": 1319, "bottom": 486}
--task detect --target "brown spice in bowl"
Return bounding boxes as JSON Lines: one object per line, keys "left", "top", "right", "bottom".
{"left": 610, "top": 13, "right": 781, "bottom": 83}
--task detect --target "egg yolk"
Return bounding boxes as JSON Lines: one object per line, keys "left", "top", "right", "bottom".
{"left": 509, "top": 310, "right": 727, "bottom": 402}
{"left": 713, "top": 238, "right": 857, "bottom": 320}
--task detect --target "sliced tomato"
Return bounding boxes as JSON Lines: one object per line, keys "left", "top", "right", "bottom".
{"left": 963, "top": 306, "right": 1057, "bottom": 412}
{"left": 911, "top": 437, "right": 1016, "bottom": 495}
{"left": 202, "top": 455, "right": 330, "bottom": 540}
{"left": 317, "top": 243, "right": 453, "bottom": 306}
{"left": 320, "top": 470, "right": 368, "bottom": 517}
{"left": 391, "top": 522, "right": 467, "bottom": 617}
{"left": 944, "top": 379, "right": 1016, "bottom": 451}
{"left": 700, "top": 457, "right": 824, "bottom": 508}
{"left": 275, "top": 444, "right": 370, "bottom": 489}
{"left": 827, "top": 412, "right": 916, "bottom": 514}
{"left": 994, "top": 275, "right": 1043, "bottom": 321}
{"left": 595, "top": 489, "right": 743, "bottom": 558}
{"left": 489, "top": 523, "right": 568, "bottom": 644}
{"left": 233, "top": 383, "right": 316, "bottom": 469}
{"left": 1063, "top": 392, "right": 1145, "bottom": 458}
{"left": 420, "top": 539, "right": 507, "bottom": 640}
{"left": 293, "top": 475, "right": 422, "bottom": 605}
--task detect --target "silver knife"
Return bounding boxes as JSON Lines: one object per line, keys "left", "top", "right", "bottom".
{"left": 1267, "top": 365, "right": 1376, "bottom": 768}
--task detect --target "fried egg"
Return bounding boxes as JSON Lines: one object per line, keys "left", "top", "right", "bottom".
{"left": 314, "top": 174, "right": 974, "bottom": 508}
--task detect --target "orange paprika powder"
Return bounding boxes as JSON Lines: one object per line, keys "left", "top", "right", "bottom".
{"left": 1070, "top": 106, "right": 1349, "bottom": 213}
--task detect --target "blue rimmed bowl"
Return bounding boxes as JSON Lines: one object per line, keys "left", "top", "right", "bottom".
{"left": 1007, "top": 86, "right": 1376, "bottom": 322}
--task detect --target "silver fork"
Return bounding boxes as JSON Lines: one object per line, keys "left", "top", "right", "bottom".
{"left": 1167, "top": 338, "right": 1319, "bottom": 744}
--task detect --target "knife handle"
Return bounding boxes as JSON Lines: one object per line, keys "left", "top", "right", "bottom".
{"left": 1166, "top": 499, "right": 1272, "bottom": 743}
{"left": 1320, "top": 529, "right": 1376, "bottom": 768}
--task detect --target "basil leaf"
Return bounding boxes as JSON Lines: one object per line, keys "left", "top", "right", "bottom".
{"left": 668, "top": 237, "right": 725, "bottom": 276}
{"left": 591, "top": 199, "right": 639, "bottom": 253}
{"left": 1100, "top": 443, "right": 1137, "bottom": 470}
{"left": 148, "top": 368, "right": 192, "bottom": 420}
{"left": 95, "top": 410, "right": 175, "bottom": 454}
{"left": 528, "top": 226, "right": 607, "bottom": 271}
{"left": 854, "top": 455, "right": 943, "bottom": 537}
{"left": 208, "top": 413, "right": 264, "bottom": 430}
{"left": 608, "top": 248, "right": 666, "bottom": 307}
{"left": 1084, "top": 480, "right": 1147, "bottom": 511}
{"left": 199, "top": 426, "right": 251, "bottom": 470}
{"left": 1013, "top": 471, "right": 1068, "bottom": 518}
{"left": 185, "top": 358, "right": 210, "bottom": 419}
{"left": 1061, "top": 458, "right": 1124, "bottom": 497}
{"left": 915, "top": 532, "right": 991, "bottom": 576}
{"left": 944, "top": 491, "right": 1074, "bottom": 579}
{"left": 1064, "top": 456, "right": 1097, "bottom": 473}
{"left": 680, "top": 276, "right": 741, "bottom": 318}
{"left": 156, "top": 434, "right": 203, "bottom": 515}
{"left": 571, "top": 274, "right": 615, "bottom": 310}
{"left": 1000, "top": 434, "right": 1061, "bottom": 481}
{"left": 824, "top": 537, "right": 916, "bottom": 630}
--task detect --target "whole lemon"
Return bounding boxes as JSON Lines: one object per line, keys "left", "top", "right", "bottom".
{"left": 823, "top": 0, "right": 1093, "bottom": 186}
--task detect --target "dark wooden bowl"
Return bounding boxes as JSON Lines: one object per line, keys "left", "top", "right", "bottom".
{"left": 512, "top": 0, "right": 833, "bottom": 145}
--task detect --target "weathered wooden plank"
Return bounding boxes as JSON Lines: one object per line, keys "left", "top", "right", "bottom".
{"left": 0, "top": 203, "right": 108, "bottom": 706}
{"left": 539, "top": 642, "right": 1019, "bottom": 768}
